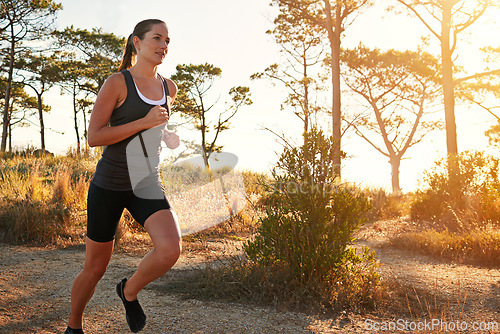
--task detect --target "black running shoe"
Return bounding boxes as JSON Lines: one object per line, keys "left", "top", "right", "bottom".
{"left": 64, "top": 327, "right": 84, "bottom": 334}
{"left": 116, "top": 278, "right": 146, "bottom": 333}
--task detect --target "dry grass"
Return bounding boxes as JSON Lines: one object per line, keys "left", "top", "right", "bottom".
{"left": 0, "top": 154, "right": 96, "bottom": 245}
{"left": 390, "top": 227, "right": 500, "bottom": 267}
{"left": 0, "top": 150, "right": 264, "bottom": 247}
{"left": 374, "top": 274, "right": 471, "bottom": 333}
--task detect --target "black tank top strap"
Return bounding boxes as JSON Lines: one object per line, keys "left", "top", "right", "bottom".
{"left": 158, "top": 74, "right": 171, "bottom": 115}
{"left": 158, "top": 74, "right": 170, "bottom": 96}
{"left": 121, "top": 69, "right": 136, "bottom": 96}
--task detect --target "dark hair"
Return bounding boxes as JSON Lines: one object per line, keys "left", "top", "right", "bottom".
{"left": 118, "top": 19, "right": 167, "bottom": 71}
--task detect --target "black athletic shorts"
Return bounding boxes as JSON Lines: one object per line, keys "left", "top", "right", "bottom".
{"left": 86, "top": 182, "right": 171, "bottom": 243}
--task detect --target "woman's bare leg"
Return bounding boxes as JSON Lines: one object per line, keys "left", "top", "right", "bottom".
{"left": 123, "top": 209, "right": 181, "bottom": 301}
{"left": 67, "top": 237, "right": 114, "bottom": 329}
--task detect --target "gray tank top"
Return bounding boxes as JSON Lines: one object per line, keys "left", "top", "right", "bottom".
{"left": 91, "top": 70, "right": 171, "bottom": 191}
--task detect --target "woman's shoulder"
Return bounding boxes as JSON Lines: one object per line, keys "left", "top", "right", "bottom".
{"left": 106, "top": 72, "right": 128, "bottom": 87}
{"left": 98, "top": 72, "right": 127, "bottom": 95}
{"left": 96, "top": 72, "right": 128, "bottom": 106}
{"left": 159, "top": 75, "right": 178, "bottom": 98}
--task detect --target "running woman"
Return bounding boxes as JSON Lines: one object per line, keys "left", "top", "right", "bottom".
{"left": 65, "top": 19, "right": 181, "bottom": 334}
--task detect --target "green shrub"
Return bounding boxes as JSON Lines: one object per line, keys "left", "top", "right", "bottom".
{"left": 244, "top": 128, "right": 380, "bottom": 310}
{"left": 411, "top": 151, "right": 500, "bottom": 229}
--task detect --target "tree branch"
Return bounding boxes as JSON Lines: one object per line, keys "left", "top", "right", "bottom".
{"left": 395, "top": 0, "right": 441, "bottom": 40}
{"left": 454, "top": 69, "right": 500, "bottom": 84}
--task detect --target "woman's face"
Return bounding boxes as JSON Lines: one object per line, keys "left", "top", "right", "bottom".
{"left": 134, "top": 23, "right": 170, "bottom": 65}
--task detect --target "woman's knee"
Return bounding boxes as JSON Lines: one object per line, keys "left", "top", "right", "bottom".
{"left": 157, "top": 238, "right": 181, "bottom": 263}
{"left": 82, "top": 261, "right": 108, "bottom": 281}
{"left": 146, "top": 209, "right": 182, "bottom": 265}
{"left": 82, "top": 237, "right": 113, "bottom": 280}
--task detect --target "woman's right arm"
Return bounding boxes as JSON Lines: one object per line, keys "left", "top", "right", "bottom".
{"left": 87, "top": 73, "right": 169, "bottom": 147}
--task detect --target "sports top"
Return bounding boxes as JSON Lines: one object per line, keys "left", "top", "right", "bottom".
{"left": 91, "top": 69, "right": 171, "bottom": 191}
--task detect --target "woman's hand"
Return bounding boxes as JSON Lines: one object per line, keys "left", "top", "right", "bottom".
{"left": 142, "top": 105, "right": 170, "bottom": 129}
{"left": 162, "top": 129, "right": 180, "bottom": 149}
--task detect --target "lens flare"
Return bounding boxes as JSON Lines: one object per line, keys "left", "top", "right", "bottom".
{"left": 127, "top": 126, "right": 246, "bottom": 235}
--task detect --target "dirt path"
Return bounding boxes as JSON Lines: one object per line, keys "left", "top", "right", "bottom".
{"left": 356, "top": 220, "right": 500, "bottom": 330}
{"left": 0, "top": 242, "right": 315, "bottom": 334}
{"left": 1, "top": 220, "right": 499, "bottom": 333}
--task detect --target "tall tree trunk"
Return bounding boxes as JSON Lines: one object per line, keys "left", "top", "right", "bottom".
{"left": 302, "top": 51, "right": 310, "bottom": 137}
{"left": 8, "top": 121, "right": 11, "bottom": 153}
{"left": 73, "top": 82, "right": 80, "bottom": 155}
{"left": 37, "top": 92, "right": 45, "bottom": 151}
{"left": 200, "top": 115, "right": 209, "bottom": 170}
{"left": 390, "top": 155, "right": 402, "bottom": 195}
{"left": 441, "top": 2, "right": 457, "bottom": 156}
{"left": 1, "top": 31, "right": 15, "bottom": 152}
{"left": 83, "top": 108, "right": 88, "bottom": 145}
{"left": 324, "top": 0, "right": 342, "bottom": 179}
{"left": 441, "top": 2, "right": 460, "bottom": 204}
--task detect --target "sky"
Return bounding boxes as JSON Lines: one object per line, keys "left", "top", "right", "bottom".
{"left": 13, "top": 0, "right": 500, "bottom": 193}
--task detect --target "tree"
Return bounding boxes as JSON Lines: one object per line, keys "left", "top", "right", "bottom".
{"left": 270, "top": 0, "right": 373, "bottom": 178}
{"left": 461, "top": 46, "right": 500, "bottom": 145}
{"left": 393, "top": 0, "right": 500, "bottom": 157}
{"left": 251, "top": 11, "right": 326, "bottom": 139}
{"left": 53, "top": 27, "right": 124, "bottom": 152}
{"left": 53, "top": 26, "right": 125, "bottom": 95}
{"left": 171, "top": 63, "right": 252, "bottom": 170}
{"left": 16, "top": 51, "right": 61, "bottom": 150}
{"left": 341, "top": 46, "right": 442, "bottom": 193}
{"left": 0, "top": 0, "right": 62, "bottom": 152}
{"left": 55, "top": 54, "right": 91, "bottom": 154}
{"left": 0, "top": 80, "right": 38, "bottom": 151}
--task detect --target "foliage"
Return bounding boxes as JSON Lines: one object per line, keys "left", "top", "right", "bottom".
{"left": 15, "top": 51, "right": 61, "bottom": 149}
{"left": 393, "top": 0, "right": 500, "bottom": 159}
{"left": 0, "top": 81, "right": 39, "bottom": 151}
{"left": 341, "top": 45, "right": 442, "bottom": 193}
{"left": 240, "top": 170, "right": 272, "bottom": 201}
{"left": 250, "top": 6, "right": 326, "bottom": 135}
{"left": 51, "top": 27, "right": 124, "bottom": 153}
{"left": 363, "top": 187, "right": 410, "bottom": 221}
{"left": 244, "top": 128, "right": 379, "bottom": 310}
{"left": 269, "top": 0, "right": 374, "bottom": 178}
{"left": 53, "top": 26, "right": 125, "bottom": 94}
{"left": 171, "top": 63, "right": 252, "bottom": 167}
{"left": 0, "top": 0, "right": 62, "bottom": 151}
{"left": 410, "top": 151, "right": 500, "bottom": 230}
{"left": 485, "top": 120, "right": 500, "bottom": 147}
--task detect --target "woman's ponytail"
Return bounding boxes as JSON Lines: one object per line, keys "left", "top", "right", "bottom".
{"left": 118, "top": 34, "right": 136, "bottom": 71}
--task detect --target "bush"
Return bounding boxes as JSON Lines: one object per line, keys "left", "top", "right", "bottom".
{"left": 244, "top": 128, "right": 380, "bottom": 310}
{"left": 411, "top": 151, "right": 500, "bottom": 229}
